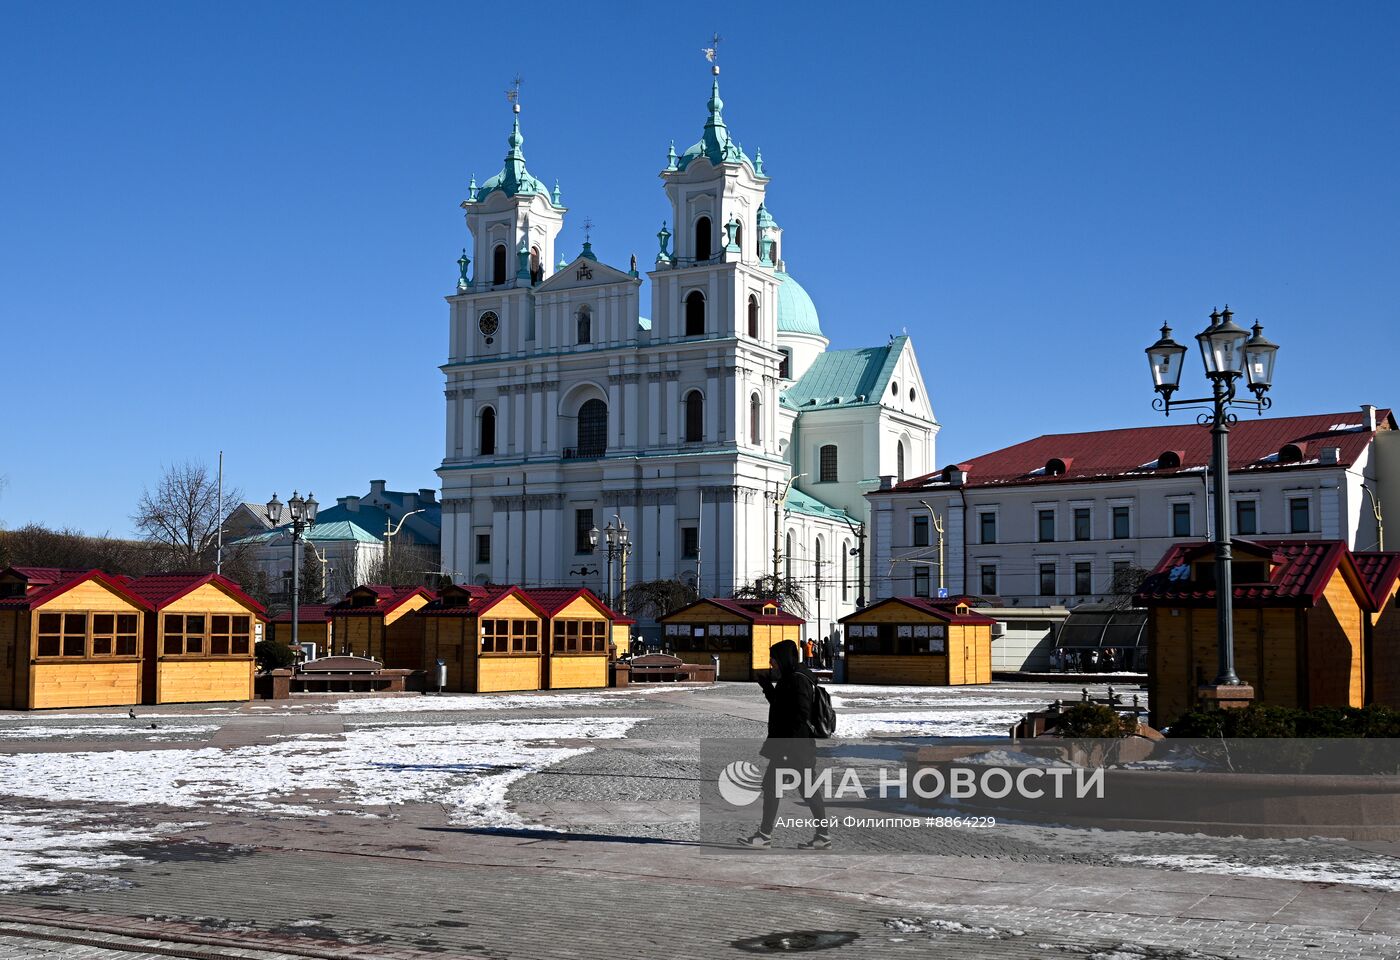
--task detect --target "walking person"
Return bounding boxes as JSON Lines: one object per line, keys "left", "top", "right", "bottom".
{"left": 738, "top": 639, "right": 830, "bottom": 850}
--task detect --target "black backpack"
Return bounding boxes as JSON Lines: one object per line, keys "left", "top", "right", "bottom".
{"left": 799, "top": 672, "right": 837, "bottom": 738}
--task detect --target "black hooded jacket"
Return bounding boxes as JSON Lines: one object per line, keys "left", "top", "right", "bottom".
{"left": 757, "top": 639, "right": 817, "bottom": 745}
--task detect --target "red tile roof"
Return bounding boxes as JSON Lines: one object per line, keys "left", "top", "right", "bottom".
{"left": 526, "top": 587, "right": 612, "bottom": 618}
{"left": 271, "top": 604, "right": 333, "bottom": 624}
{"left": 839, "top": 596, "right": 999, "bottom": 626}
{"left": 124, "top": 573, "right": 268, "bottom": 616}
{"left": 415, "top": 584, "right": 547, "bottom": 619}
{"left": 328, "top": 585, "right": 433, "bottom": 617}
{"left": 4, "top": 567, "right": 92, "bottom": 589}
{"left": 1135, "top": 538, "right": 1371, "bottom": 609}
{"left": 1354, "top": 552, "right": 1400, "bottom": 607}
{"left": 0, "top": 569, "right": 154, "bottom": 612}
{"left": 895, "top": 410, "right": 1394, "bottom": 492}
{"left": 659, "top": 597, "right": 806, "bottom": 626}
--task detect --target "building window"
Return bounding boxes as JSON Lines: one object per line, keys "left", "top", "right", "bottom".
{"left": 576, "top": 305, "right": 592, "bottom": 344}
{"left": 577, "top": 399, "right": 608, "bottom": 458}
{"left": 747, "top": 294, "right": 759, "bottom": 338}
{"left": 89, "top": 613, "right": 140, "bottom": 657}
{"left": 1073, "top": 507, "right": 1091, "bottom": 541}
{"left": 694, "top": 216, "right": 712, "bottom": 261}
{"left": 684, "top": 391, "right": 705, "bottom": 443}
{"left": 1236, "top": 500, "right": 1257, "bottom": 536}
{"left": 980, "top": 565, "right": 998, "bottom": 596}
{"left": 1112, "top": 505, "right": 1130, "bottom": 539}
{"left": 897, "top": 441, "right": 906, "bottom": 483}
{"left": 37, "top": 612, "right": 89, "bottom": 658}
{"left": 1074, "top": 562, "right": 1092, "bottom": 595}
{"left": 819, "top": 445, "right": 838, "bottom": 483}
{"left": 530, "top": 245, "right": 541, "bottom": 282}
{"left": 476, "top": 534, "right": 491, "bottom": 564}
{"left": 1039, "top": 563, "right": 1057, "bottom": 597}
{"left": 162, "top": 614, "right": 209, "bottom": 655}
{"left": 913, "top": 566, "right": 930, "bottom": 597}
{"left": 492, "top": 243, "right": 507, "bottom": 285}
{"left": 208, "top": 615, "right": 251, "bottom": 656}
{"left": 979, "top": 511, "right": 997, "bottom": 545}
{"left": 778, "top": 348, "right": 792, "bottom": 380}
{"left": 1289, "top": 497, "right": 1310, "bottom": 533}
{"left": 554, "top": 618, "right": 607, "bottom": 654}
{"left": 479, "top": 407, "right": 496, "bottom": 456}
{"left": 749, "top": 394, "right": 762, "bottom": 445}
{"left": 1112, "top": 560, "right": 1131, "bottom": 593}
{"left": 842, "top": 540, "right": 850, "bottom": 601}
{"left": 785, "top": 532, "right": 793, "bottom": 580}
{"left": 684, "top": 290, "right": 705, "bottom": 336}
{"left": 682, "top": 526, "right": 699, "bottom": 559}
{"left": 912, "top": 515, "right": 930, "bottom": 547}
{"left": 575, "top": 508, "right": 595, "bottom": 555}
{"left": 481, "top": 618, "right": 538, "bottom": 655}
{"left": 1172, "top": 502, "right": 1191, "bottom": 537}
{"left": 1038, "top": 509, "right": 1055, "bottom": 543}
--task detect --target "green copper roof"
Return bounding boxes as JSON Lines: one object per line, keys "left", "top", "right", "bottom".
{"left": 232, "top": 520, "right": 382, "bottom": 545}
{"left": 776, "top": 271, "right": 822, "bottom": 336}
{"left": 781, "top": 336, "right": 909, "bottom": 410}
{"left": 672, "top": 79, "right": 761, "bottom": 176}
{"left": 466, "top": 115, "right": 563, "bottom": 208}
{"left": 785, "top": 486, "right": 856, "bottom": 523}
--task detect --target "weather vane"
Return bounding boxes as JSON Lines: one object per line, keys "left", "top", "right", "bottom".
{"left": 505, "top": 74, "right": 522, "bottom": 113}
{"left": 702, "top": 32, "right": 722, "bottom": 74}
{"left": 583, "top": 217, "right": 593, "bottom": 243}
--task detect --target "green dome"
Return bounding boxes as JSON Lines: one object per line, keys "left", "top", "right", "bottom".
{"left": 776, "top": 271, "right": 823, "bottom": 336}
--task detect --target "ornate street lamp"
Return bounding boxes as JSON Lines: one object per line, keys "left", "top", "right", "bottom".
{"left": 267, "top": 489, "right": 319, "bottom": 657}
{"left": 1147, "top": 307, "right": 1279, "bottom": 704}
{"left": 601, "top": 517, "right": 631, "bottom": 609}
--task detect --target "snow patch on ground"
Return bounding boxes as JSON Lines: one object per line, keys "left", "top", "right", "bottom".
{"left": 0, "top": 724, "right": 220, "bottom": 739}
{"left": 1115, "top": 852, "right": 1400, "bottom": 891}
{"left": 0, "top": 809, "right": 178, "bottom": 893}
{"left": 0, "top": 717, "right": 642, "bottom": 827}
{"left": 334, "top": 688, "right": 691, "bottom": 714}
{"left": 838, "top": 710, "right": 1022, "bottom": 738}
{"left": 831, "top": 695, "right": 1042, "bottom": 710}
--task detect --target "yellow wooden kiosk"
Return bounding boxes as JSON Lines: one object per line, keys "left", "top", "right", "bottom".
{"left": 1138, "top": 539, "right": 1375, "bottom": 727}
{"left": 529, "top": 588, "right": 613, "bottom": 689}
{"left": 658, "top": 598, "right": 804, "bottom": 680}
{"left": 420, "top": 584, "right": 547, "bottom": 692}
{"left": 0, "top": 567, "right": 151, "bottom": 710}
{"left": 327, "top": 585, "right": 433, "bottom": 666}
{"left": 839, "top": 597, "right": 996, "bottom": 685}
{"left": 268, "top": 604, "right": 333, "bottom": 659}
{"left": 125, "top": 573, "right": 265, "bottom": 706}
{"left": 1357, "top": 552, "right": 1400, "bottom": 707}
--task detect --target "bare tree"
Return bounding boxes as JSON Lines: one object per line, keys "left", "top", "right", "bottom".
{"left": 731, "top": 574, "right": 809, "bottom": 618}
{"left": 132, "top": 460, "right": 242, "bottom": 569}
{"left": 620, "top": 578, "right": 699, "bottom": 620}
{"left": 362, "top": 542, "right": 438, "bottom": 588}
{"left": 1108, "top": 563, "right": 1150, "bottom": 609}
{"left": 0, "top": 524, "right": 164, "bottom": 575}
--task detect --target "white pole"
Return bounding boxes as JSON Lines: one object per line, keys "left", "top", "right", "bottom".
{"left": 216, "top": 450, "right": 224, "bottom": 575}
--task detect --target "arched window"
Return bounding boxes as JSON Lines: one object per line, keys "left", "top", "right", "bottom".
{"left": 785, "top": 532, "right": 793, "bottom": 581}
{"left": 734, "top": 223, "right": 743, "bottom": 254}
{"left": 819, "top": 444, "right": 838, "bottom": 483}
{"left": 491, "top": 244, "right": 507, "bottom": 285}
{"left": 749, "top": 393, "right": 762, "bottom": 445}
{"left": 694, "top": 216, "right": 712, "bottom": 261}
{"left": 577, "top": 399, "right": 608, "bottom": 458}
{"left": 747, "top": 294, "right": 759, "bottom": 338}
{"left": 815, "top": 538, "right": 824, "bottom": 593}
{"left": 841, "top": 540, "right": 851, "bottom": 601}
{"left": 772, "top": 239, "right": 780, "bottom": 264}
{"left": 684, "top": 290, "right": 705, "bottom": 336}
{"left": 897, "top": 441, "right": 906, "bottom": 482}
{"left": 576, "top": 305, "right": 592, "bottom": 344}
{"left": 684, "top": 391, "right": 704, "bottom": 443}
{"left": 479, "top": 407, "right": 496, "bottom": 456}
{"left": 529, "top": 245, "right": 542, "bottom": 283}
{"left": 778, "top": 348, "right": 792, "bottom": 380}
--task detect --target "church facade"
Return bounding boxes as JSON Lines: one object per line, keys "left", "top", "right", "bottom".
{"left": 437, "top": 70, "right": 938, "bottom": 640}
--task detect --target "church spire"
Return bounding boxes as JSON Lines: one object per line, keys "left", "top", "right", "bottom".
{"left": 465, "top": 75, "right": 562, "bottom": 208}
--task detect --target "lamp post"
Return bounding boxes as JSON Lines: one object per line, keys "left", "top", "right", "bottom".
{"left": 383, "top": 509, "right": 426, "bottom": 585}
{"left": 601, "top": 517, "right": 631, "bottom": 609}
{"left": 1146, "top": 307, "right": 1278, "bottom": 702}
{"left": 266, "top": 490, "right": 319, "bottom": 658}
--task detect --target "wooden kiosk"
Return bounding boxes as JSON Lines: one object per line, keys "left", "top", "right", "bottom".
{"left": 269, "top": 604, "right": 333, "bottom": 659}
{"left": 420, "top": 584, "right": 546, "bottom": 692}
{"left": 1138, "top": 539, "right": 1375, "bottom": 727}
{"left": 327, "top": 585, "right": 433, "bottom": 667}
{"left": 125, "top": 573, "right": 265, "bottom": 705}
{"left": 529, "top": 588, "right": 613, "bottom": 690}
{"left": 839, "top": 597, "right": 996, "bottom": 685}
{"left": 1357, "top": 552, "right": 1400, "bottom": 707}
{"left": 658, "top": 598, "right": 803, "bottom": 680}
{"left": 0, "top": 567, "right": 151, "bottom": 710}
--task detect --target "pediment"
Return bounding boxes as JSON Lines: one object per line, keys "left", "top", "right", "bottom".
{"left": 537, "top": 256, "right": 637, "bottom": 292}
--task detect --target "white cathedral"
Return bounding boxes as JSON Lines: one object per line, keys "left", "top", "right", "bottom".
{"left": 438, "top": 67, "right": 938, "bottom": 639}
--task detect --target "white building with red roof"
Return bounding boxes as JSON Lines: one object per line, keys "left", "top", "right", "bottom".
{"left": 869, "top": 405, "right": 1394, "bottom": 613}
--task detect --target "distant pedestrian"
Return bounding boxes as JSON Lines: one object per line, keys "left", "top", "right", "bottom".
{"left": 1088, "top": 650, "right": 1100, "bottom": 673}
{"left": 738, "top": 639, "right": 830, "bottom": 850}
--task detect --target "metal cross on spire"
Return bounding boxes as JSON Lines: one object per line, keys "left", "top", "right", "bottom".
{"left": 702, "top": 32, "right": 722, "bottom": 74}
{"left": 583, "top": 217, "right": 594, "bottom": 243}
{"left": 505, "top": 74, "right": 522, "bottom": 113}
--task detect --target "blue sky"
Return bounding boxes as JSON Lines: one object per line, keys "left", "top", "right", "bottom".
{"left": 2, "top": 2, "right": 1397, "bottom": 536}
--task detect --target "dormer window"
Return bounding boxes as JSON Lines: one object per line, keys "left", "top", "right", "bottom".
{"left": 1279, "top": 442, "right": 1307, "bottom": 464}
{"left": 1156, "top": 450, "right": 1183, "bottom": 469}
{"left": 1046, "top": 457, "right": 1072, "bottom": 476}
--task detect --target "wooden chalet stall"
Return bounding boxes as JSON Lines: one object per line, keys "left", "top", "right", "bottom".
{"left": 529, "top": 588, "right": 613, "bottom": 690}
{"left": 420, "top": 584, "right": 546, "bottom": 692}
{"left": 1355, "top": 551, "right": 1400, "bottom": 707}
{"left": 658, "top": 598, "right": 803, "bottom": 681}
{"left": 125, "top": 573, "right": 265, "bottom": 706}
{"left": 327, "top": 585, "right": 432, "bottom": 667}
{"left": 840, "top": 597, "right": 996, "bottom": 686}
{"left": 0, "top": 568, "right": 150, "bottom": 710}
{"left": 268, "top": 604, "right": 332, "bottom": 660}
{"left": 1138, "top": 539, "right": 1375, "bottom": 728}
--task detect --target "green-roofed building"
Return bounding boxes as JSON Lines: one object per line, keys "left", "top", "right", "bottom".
{"left": 438, "top": 67, "right": 938, "bottom": 650}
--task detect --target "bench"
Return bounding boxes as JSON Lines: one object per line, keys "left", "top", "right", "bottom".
{"left": 291, "top": 656, "right": 415, "bottom": 693}
{"left": 627, "top": 653, "right": 716, "bottom": 684}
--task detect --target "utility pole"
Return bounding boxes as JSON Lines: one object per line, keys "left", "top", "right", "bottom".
{"left": 384, "top": 509, "right": 425, "bottom": 584}
{"left": 216, "top": 451, "right": 224, "bottom": 576}
{"left": 769, "top": 474, "right": 805, "bottom": 586}
{"left": 919, "top": 500, "right": 947, "bottom": 594}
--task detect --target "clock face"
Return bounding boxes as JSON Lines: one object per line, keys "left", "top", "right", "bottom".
{"left": 478, "top": 311, "right": 500, "bottom": 337}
